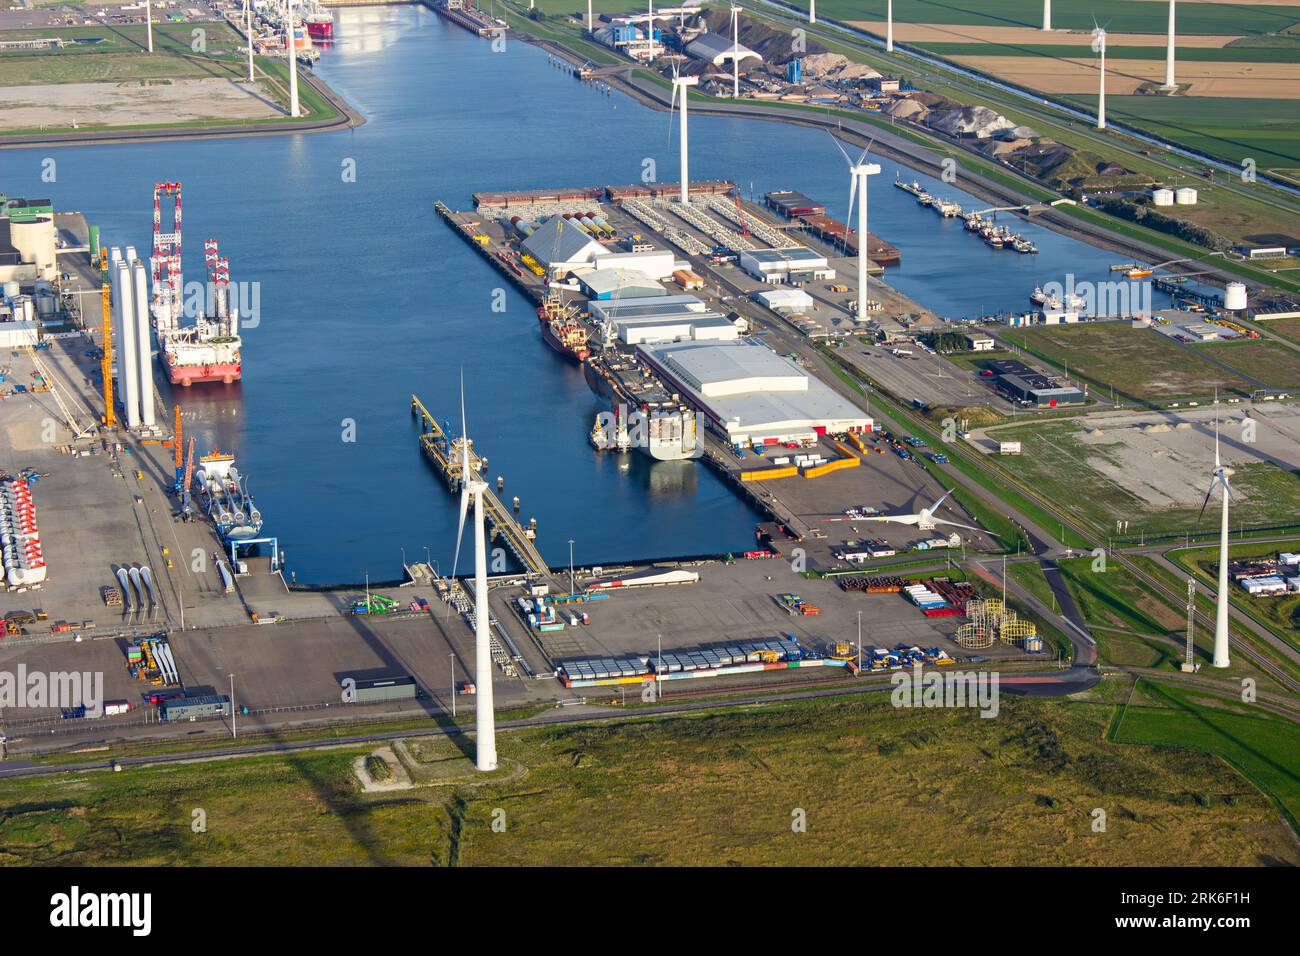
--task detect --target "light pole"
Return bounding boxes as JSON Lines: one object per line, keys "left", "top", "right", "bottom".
{"left": 568, "top": 538, "right": 575, "bottom": 594}
{"left": 229, "top": 673, "right": 236, "bottom": 739}
{"left": 657, "top": 632, "right": 663, "bottom": 699}
{"left": 450, "top": 652, "right": 457, "bottom": 718}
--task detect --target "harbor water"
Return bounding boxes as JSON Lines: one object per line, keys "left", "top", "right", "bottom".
{"left": 8, "top": 6, "right": 1171, "bottom": 582}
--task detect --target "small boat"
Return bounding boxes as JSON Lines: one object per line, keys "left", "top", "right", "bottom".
{"left": 1125, "top": 267, "right": 1154, "bottom": 278}
{"left": 1030, "top": 286, "right": 1048, "bottom": 306}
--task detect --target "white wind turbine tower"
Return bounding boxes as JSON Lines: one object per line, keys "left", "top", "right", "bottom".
{"left": 887, "top": 0, "right": 894, "bottom": 52}
{"left": 245, "top": 0, "right": 255, "bottom": 83}
{"left": 809, "top": 0, "right": 815, "bottom": 26}
{"left": 1092, "top": 22, "right": 1107, "bottom": 130}
{"left": 670, "top": 62, "right": 699, "bottom": 206}
{"left": 1198, "top": 419, "right": 1235, "bottom": 668}
{"left": 830, "top": 133, "right": 881, "bottom": 325}
{"left": 146, "top": 0, "right": 154, "bottom": 52}
{"left": 450, "top": 375, "right": 498, "bottom": 771}
{"left": 1042, "top": 0, "right": 1051, "bottom": 31}
{"left": 730, "top": 3, "right": 741, "bottom": 99}
{"left": 1163, "top": 0, "right": 1177, "bottom": 89}
{"left": 285, "top": 0, "right": 300, "bottom": 117}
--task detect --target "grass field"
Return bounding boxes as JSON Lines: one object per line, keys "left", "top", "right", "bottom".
{"left": 1013, "top": 323, "right": 1255, "bottom": 402}
{"left": 1, "top": 692, "right": 1295, "bottom": 865}
{"left": 1258, "top": 317, "right": 1300, "bottom": 346}
{"left": 1193, "top": 339, "right": 1300, "bottom": 389}
{"left": 1110, "top": 680, "right": 1300, "bottom": 837}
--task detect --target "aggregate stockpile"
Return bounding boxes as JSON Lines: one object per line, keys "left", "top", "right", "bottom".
{"left": 1, "top": 476, "right": 47, "bottom": 586}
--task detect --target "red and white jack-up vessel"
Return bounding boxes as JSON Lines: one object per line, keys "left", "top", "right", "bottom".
{"left": 149, "top": 182, "right": 243, "bottom": 386}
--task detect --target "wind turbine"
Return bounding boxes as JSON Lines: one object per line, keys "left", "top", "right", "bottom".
{"left": 450, "top": 374, "right": 498, "bottom": 771}
{"left": 1197, "top": 419, "right": 1234, "bottom": 668}
{"left": 670, "top": 61, "right": 699, "bottom": 206}
{"left": 858, "top": 490, "right": 982, "bottom": 534}
{"left": 830, "top": 132, "right": 881, "bottom": 325}
{"left": 245, "top": 0, "right": 254, "bottom": 83}
{"left": 1042, "top": 0, "right": 1051, "bottom": 31}
{"left": 146, "top": 0, "right": 154, "bottom": 52}
{"left": 286, "top": 0, "right": 300, "bottom": 117}
{"left": 1163, "top": 0, "right": 1177, "bottom": 89}
{"left": 1091, "top": 21, "right": 1106, "bottom": 130}
{"left": 730, "top": 3, "right": 741, "bottom": 99}
{"left": 809, "top": 0, "right": 815, "bottom": 25}
{"left": 887, "top": 0, "right": 894, "bottom": 52}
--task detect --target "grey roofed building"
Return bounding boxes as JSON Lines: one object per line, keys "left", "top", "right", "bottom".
{"left": 521, "top": 216, "right": 607, "bottom": 273}
{"left": 685, "top": 31, "right": 762, "bottom": 67}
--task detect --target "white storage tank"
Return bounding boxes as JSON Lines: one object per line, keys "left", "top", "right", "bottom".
{"left": 1151, "top": 187, "right": 1175, "bottom": 206}
{"left": 1224, "top": 282, "right": 1248, "bottom": 312}
{"left": 1175, "top": 187, "right": 1198, "bottom": 205}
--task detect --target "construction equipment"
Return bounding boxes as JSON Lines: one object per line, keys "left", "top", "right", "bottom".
{"left": 101, "top": 280, "right": 115, "bottom": 428}
{"left": 179, "top": 435, "right": 196, "bottom": 517}
{"left": 732, "top": 192, "right": 751, "bottom": 237}
{"left": 350, "top": 593, "right": 400, "bottom": 616}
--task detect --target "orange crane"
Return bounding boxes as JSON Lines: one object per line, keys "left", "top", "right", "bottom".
{"left": 100, "top": 276, "right": 115, "bottom": 429}
{"left": 173, "top": 405, "right": 183, "bottom": 491}
{"left": 179, "top": 436, "right": 197, "bottom": 517}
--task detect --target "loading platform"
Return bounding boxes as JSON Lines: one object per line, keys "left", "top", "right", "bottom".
{"left": 410, "top": 394, "right": 551, "bottom": 579}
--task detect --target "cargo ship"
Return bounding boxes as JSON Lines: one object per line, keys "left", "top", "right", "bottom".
{"left": 537, "top": 291, "right": 590, "bottom": 363}
{"left": 584, "top": 350, "right": 702, "bottom": 461}
{"left": 304, "top": 5, "right": 334, "bottom": 40}
{"left": 193, "top": 451, "right": 262, "bottom": 541}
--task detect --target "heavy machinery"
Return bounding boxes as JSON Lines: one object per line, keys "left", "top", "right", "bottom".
{"left": 350, "top": 593, "right": 400, "bottom": 616}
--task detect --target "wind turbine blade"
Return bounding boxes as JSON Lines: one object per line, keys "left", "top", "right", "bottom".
{"left": 1197, "top": 479, "right": 1215, "bottom": 521}
{"left": 933, "top": 519, "right": 982, "bottom": 533}
{"left": 451, "top": 485, "right": 469, "bottom": 582}
{"left": 929, "top": 488, "right": 954, "bottom": 514}
{"left": 855, "top": 136, "right": 875, "bottom": 165}
{"left": 826, "top": 130, "right": 852, "bottom": 166}
{"left": 1222, "top": 476, "right": 1237, "bottom": 504}
{"left": 1214, "top": 416, "right": 1221, "bottom": 470}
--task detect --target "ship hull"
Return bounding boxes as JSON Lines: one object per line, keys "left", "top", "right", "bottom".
{"left": 540, "top": 315, "right": 589, "bottom": 363}
{"left": 168, "top": 361, "right": 242, "bottom": 387}
{"left": 306, "top": 21, "right": 334, "bottom": 40}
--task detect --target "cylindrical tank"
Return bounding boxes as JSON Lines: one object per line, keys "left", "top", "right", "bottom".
{"left": 8, "top": 216, "right": 57, "bottom": 280}
{"left": 1175, "top": 187, "right": 1198, "bottom": 205}
{"left": 34, "top": 292, "right": 55, "bottom": 315}
{"left": 1151, "top": 187, "right": 1175, "bottom": 206}
{"left": 132, "top": 260, "right": 155, "bottom": 428}
{"left": 112, "top": 260, "right": 140, "bottom": 429}
{"left": 1224, "top": 282, "right": 1248, "bottom": 311}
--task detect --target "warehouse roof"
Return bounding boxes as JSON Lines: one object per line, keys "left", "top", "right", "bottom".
{"left": 743, "top": 246, "right": 826, "bottom": 265}
{"left": 589, "top": 294, "right": 708, "bottom": 321}
{"left": 522, "top": 216, "right": 606, "bottom": 267}
{"left": 580, "top": 267, "right": 666, "bottom": 298}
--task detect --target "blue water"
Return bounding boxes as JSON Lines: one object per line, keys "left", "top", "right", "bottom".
{"left": 6, "top": 6, "right": 1163, "bottom": 582}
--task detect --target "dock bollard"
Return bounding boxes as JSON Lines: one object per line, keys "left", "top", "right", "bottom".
{"left": 529, "top": 517, "right": 537, "bottom": 532}
{"left": 497, "top": 476, "right": 504, "bottom": 491}
{"left": 513, "top": 496, "right": 520, "bottom": 511}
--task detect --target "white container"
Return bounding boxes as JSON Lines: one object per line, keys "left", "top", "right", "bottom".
{"left": 1151, "top": 187, "right": 1175, "bottom": 206}
{"left": 1175, "top": 187, "right": 1198, "bottom": 205}
{"left": 1224, "top": 282, "right": 1247, "bottom": 311}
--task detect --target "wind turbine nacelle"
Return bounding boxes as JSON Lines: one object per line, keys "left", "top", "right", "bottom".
{"left": 675, "top": 75, "right": 700, "bottom": 87}
{"left": 854, "top": 163, "right": 883, "bottom": 176}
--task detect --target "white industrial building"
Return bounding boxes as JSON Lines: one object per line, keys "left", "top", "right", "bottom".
{"left": 638, "top": 338, "right": 873, "bottom": 444}
{"left": 739, "top": 246, "right": 832, "bottom": 284}
{"left": 754, "top": 287, "right": 814, "bottom": 312}
{"left": 579, "top": 267, "right": 666, "bottom": 300}
{"left": 521, "top": 216, "right": 608, "bottom": 276}
{"left": 613, "top": 312, "right": 738, "bottom": 345}
{"left": 589, "top": 294, "right": 710, "bottom": 322}
{"left": 591, "top": 249, "right": 677, "bottom": 280}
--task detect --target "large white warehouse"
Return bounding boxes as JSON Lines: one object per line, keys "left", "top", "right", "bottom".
{"left": 638, "top": 339, "right": 873, "bottom": 444}
{"left": 739, "top": 246, "right": 831, "bottom": 284}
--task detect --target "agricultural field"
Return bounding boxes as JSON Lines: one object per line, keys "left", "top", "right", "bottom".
{"left": 1, "top": 693, "right": 1296, "bottom": 865}
{"left": 1012, "top": 323, "right": 1255, "bottom": 401}
{"left": 1257, "top": 316, "right": 1300, "bottom": 346}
